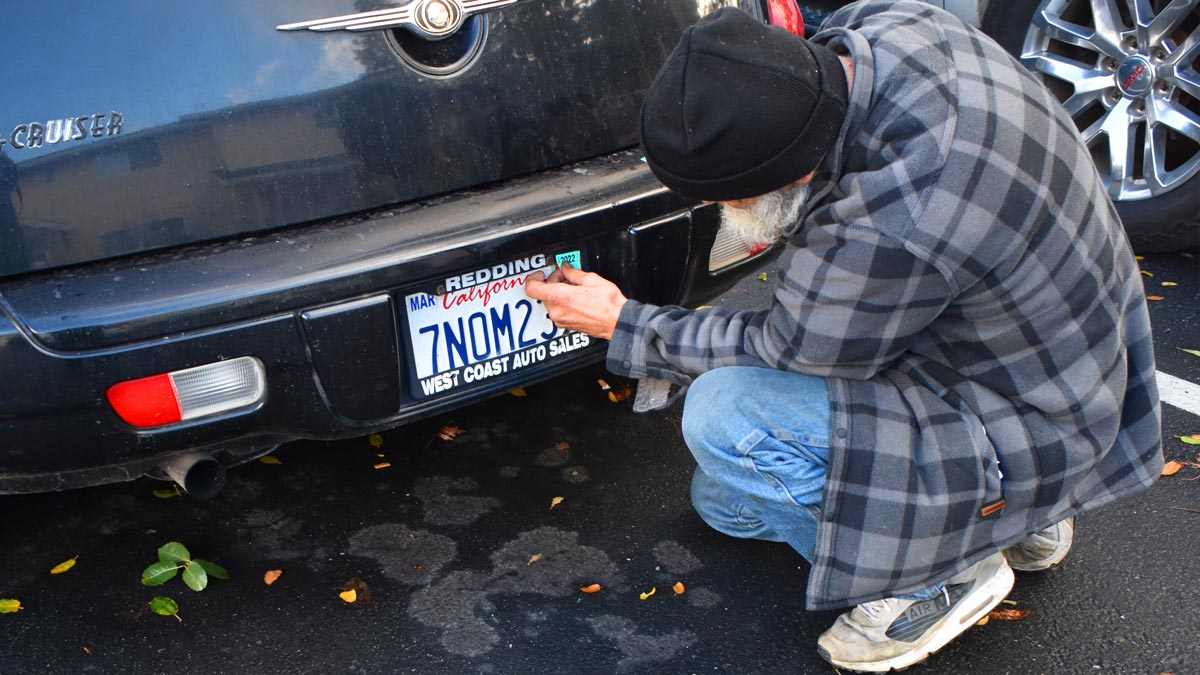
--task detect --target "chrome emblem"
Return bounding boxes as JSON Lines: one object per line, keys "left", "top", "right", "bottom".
{"left": 277, "top": 0, "right": 519, "bottom": 40}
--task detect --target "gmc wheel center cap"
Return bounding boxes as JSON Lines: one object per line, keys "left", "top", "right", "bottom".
{"left": 1116, "top": 56, "right": 1154, "bottom": 97}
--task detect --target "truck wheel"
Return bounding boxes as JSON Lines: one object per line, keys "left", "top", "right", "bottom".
{"left": 984, "top": 0, "right": 1200, "bottom": 252}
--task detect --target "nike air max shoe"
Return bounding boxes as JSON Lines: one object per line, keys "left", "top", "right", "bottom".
{"left": 817, "top": 553, "right": 1015, "bottom": 672}
{"left": 1002, "top": 516, "right": 1075, "bottom": 571}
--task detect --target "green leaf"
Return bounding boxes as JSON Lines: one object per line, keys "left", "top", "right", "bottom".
{"left": 1140, "top": 269, "right": 1153, "bottom": 277}
{"left": 141, "top": 561, "right": 180, "bottom": 586}
{"left": 0, "top": 599, "right": 22, "bottom": 613}
{"left": 152, "top": 487, "right": 180, "bottom": 499}
{"left": 1179, "top": 435, "right": 1200, "bottom": 446}
{"left": 149, "top": 596, "right": 179, "bottom": 618}
{"left": 1179, "top": 348, "right": 1200, "bottom": 358}
{"left": 195, "top": 559, "right": 231, "bottom": 580}
{"left": 182, "top": 562, "right": 208, "bottom": 592}
{"left": 149, "top": 596, "right": 177, "bottom": 615}
{"left": 157, "top": 542, "right": 191, "bottom": 565}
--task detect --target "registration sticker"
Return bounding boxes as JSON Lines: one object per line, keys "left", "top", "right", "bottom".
{"left": 555, "top": 250, "right": 581, "bottom": 269}
{"left": 404, "top": 251, "right": 593, "bottom": 399}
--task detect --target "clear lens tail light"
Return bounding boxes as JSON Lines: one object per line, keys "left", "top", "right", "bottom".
{"left": 107, "top": 356, "right": 266, "bottom": 428}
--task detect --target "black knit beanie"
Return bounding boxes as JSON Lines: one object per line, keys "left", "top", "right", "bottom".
{"left": 640, "top": 7, "right": 849, "bottom": 202}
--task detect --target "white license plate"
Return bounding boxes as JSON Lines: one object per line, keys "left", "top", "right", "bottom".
{"left": 404, "top": 250, "right": 592, "bottom": 398}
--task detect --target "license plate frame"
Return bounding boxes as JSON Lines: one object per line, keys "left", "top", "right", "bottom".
{"left": 400, "top": 248, "right": 593, "bottom": 400}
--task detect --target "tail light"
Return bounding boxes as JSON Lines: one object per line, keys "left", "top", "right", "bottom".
{"left": 107, "top": 356, "right": 266, "bottom": 428}
{"left": 766, "top": 0, "right": 805, "bottom": 36}
{"left": 709, "top": 222, "right": 772, "bottom": 272}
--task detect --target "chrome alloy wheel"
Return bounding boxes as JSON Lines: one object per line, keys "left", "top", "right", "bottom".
{"left": 1021, "top": 0, "right": 1200, "bottom": 201}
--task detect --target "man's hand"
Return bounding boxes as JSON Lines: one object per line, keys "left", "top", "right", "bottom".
{"left": 524, "top": 263, "right": 628, "bottom": 340}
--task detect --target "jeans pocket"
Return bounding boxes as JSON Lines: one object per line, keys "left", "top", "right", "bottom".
{"left": 737, "top": 429, "right": 829, "bottom": 509}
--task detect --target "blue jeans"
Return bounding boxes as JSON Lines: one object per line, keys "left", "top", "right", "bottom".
{"left": 682, "top": 366, "right": 943, "bottom": 601}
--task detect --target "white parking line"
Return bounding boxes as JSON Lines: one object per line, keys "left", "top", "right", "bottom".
{"left": 1157, "top": 370, "right": 1200, "bottom": 417}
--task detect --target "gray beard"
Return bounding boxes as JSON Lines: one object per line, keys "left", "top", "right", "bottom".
{"left": 719, "top": 181, "right": 812, "bottom": 247}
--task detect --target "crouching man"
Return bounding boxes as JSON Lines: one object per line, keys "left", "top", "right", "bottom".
{"left": 525, "top": 2, "right": 1162, "bottom": 671}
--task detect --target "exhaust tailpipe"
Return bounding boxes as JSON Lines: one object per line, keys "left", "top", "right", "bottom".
{"left": 161, "top": 453, "right": 226, "bottom": 500}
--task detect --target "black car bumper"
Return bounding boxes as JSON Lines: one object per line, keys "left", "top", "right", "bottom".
{"left": 0, "top": 151, "right": 766, "bottom": 493}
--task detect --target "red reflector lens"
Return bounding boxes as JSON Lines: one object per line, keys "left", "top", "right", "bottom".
{"left": 766, "top": 0, "right": 805, "bottom": 36}
{"left": 106, "top": 374, "right": 183, "bottom": 428}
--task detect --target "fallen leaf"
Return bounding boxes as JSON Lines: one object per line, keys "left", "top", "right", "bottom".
{"left": 672, "top": 581, "right": 685, "bottom": 595}
{"left": 509, "top": 388, "right": 527, "bottom": 397}
{"left": 368, "top": 434, "right": 384, "bottom": 448}
{"left": 550, "top": 496, "right": 564, "bottom": 510}
{"left": 82, "top": 647, "right": 91, "bottom": 654}
{"left": 263, "top": 569, "right": 282, "bottom": 586}
{"left": 1140, "top": 270, "right": 1153, "bottom": 277}
{"left": 1162, "top": 460, "right": 1185, "bottom": 476}
{"left": 50, "top": 556, "right": 78, "bottom": 575}
{"left": 597, "top": 378, "right": 631, "bottom": 402}
{"left": 152, "top": 487, "right": 181, "bottom": 499}
{"left": 157, "top": 542, "right": 191, "bottom": 565}
{"left": 436, "top": 424, "right": 465, "bottom": 441}
{"left": 141, "top": 561, "right": 181, "bottom": 587}
{"left": 1179, "top": 434, "right": 1200, "bottom": 445}
{"left": 1162, "top": 281, "right": 1178, "bottom": 286}
{"left": 975, "top": 616, "right": 990, "bottom": 626}
{"left": 988, "top": 608, "right": 1030, "bottom": 621}
{"left": 375, "top": 453, "right": 386, "bottom": 458}
{"left": 341, "top": 577, "right": 371, "bottom": 603}
{"left": 374, "top": 462, "right": 392, "bottom": 470}
{"left": 412, "top": 564, "right": 423, "bottom": 571}
{"left": 1001, "top": 599, "right": 1018, "bottom": 605}
{"left": 149, "top": 596, "right": 181, "bottom": 622}
{"left": 554, "top": 441, "right": 570, "bottom": 451}
{"left": 527, "top": 553, "right": 544, "bottom": 566}
{"left": 258, "top": 455, "right": 282, "bottom": 465}
{"left": 639, "top": 587, "right": 657, "bottom": 600}
{"left": 757, "top": 272, "right": 768, "bottom": 282}
{"left": 579, "top": 583, "right": 602, "bottom": 593}
{"left": 1179, "top": 348, "right": 1200, "bottom": 358}
{"left": 0, "top": 599, "right": 22, "bottom": 614}
{"left": 1146, "top": 295, "right": 1165, "bottom": 301}
{"left": 182, "top": 561, "right": 209, "bottom": 592}
{"left": 1135, "top": 255, "right": 1144, "bottom": 260}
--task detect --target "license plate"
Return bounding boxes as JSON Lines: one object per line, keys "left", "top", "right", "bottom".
{"left": 403, "top": 250, "right": 593, "bottom": 399}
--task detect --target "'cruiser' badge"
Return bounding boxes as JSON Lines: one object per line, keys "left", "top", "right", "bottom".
{"left": 277, "top": 0, "right": 520, "bottom": 40}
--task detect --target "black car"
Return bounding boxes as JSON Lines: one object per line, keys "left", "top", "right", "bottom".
{"left": 0, "top": 0, "right": 788, "bottom": 496}
{"left": 2, "top": 0, "right": 1195, "bottom": 497}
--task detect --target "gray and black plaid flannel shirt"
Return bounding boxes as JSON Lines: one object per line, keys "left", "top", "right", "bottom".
{"left": 607, "top": 0, "right": 1163, "bottom": 611}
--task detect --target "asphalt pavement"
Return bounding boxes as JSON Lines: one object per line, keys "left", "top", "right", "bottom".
{"left": 0, "top": 250, "right": 1197, "bottom": 675}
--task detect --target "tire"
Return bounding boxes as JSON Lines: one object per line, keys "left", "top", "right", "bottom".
{"left": 983, "top": 0, "right": 1200, "bottom": 252}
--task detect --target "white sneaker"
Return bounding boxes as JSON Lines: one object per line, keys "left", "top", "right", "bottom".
{"left": 1002, "top": 516, "right": 1074, "bottom": 571}
{"left": 817, "top": 553, "right": 1015, "bottom": 672}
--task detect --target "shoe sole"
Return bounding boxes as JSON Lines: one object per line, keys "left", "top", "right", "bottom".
{"left": 818, "top": 555, "right": 1016, "bottom": 673}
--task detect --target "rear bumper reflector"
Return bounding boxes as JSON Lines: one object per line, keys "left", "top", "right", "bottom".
{"left": 107, "top": 356, "right": 266, "bottom": 428}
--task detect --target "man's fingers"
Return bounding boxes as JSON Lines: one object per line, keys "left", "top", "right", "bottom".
{"left": 524, "top": 271, "right": 549, "bottom": 299}
{"left": 557, "top": 262, "right": 592, "bottom": 285}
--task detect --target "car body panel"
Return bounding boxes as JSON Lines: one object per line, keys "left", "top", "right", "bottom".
{"left": 0, "top": 0, "right": 723, "bottom": 277}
